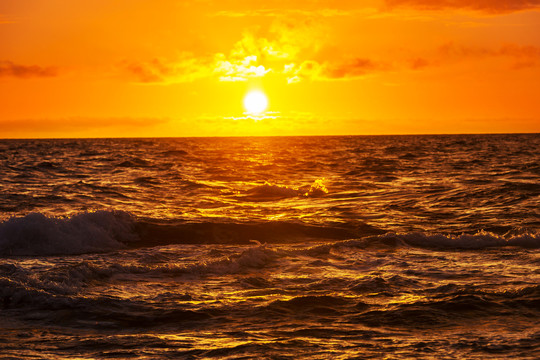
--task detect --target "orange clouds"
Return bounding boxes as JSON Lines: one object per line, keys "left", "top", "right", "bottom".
{"left": 0, "top": 61, "right": 57, "bottom": 78}
{"left": 108, "top": 15, "right": 540, "bottom": 89}
{"left": 121, "top": 53, "right": 270, "bottom": 84}
{"left": 283, "top": 41, "right": 540, "bottom": 83}
{"left": 120, "top": 20, "right": 322, "bottom": 84}
{"left": 385, "top": 0, "right": 540, "bottom": 13}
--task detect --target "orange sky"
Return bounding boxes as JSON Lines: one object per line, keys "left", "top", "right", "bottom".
{"left": 1, "top": 0, "right": 539, "bottom": 138}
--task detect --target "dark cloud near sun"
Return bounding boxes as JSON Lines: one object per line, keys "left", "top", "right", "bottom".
{"left": 385, "top": 0, "right": 540, "bottom": 14}
{"left": 0, "top": 61, "right": 58, "bottom": 78}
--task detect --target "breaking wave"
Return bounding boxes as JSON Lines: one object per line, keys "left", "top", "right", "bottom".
{"left": 0, "top": 211, "right": 138, "bottom": 256}
{"left": 356, "top": 231, "right": 540, "bottom": 249}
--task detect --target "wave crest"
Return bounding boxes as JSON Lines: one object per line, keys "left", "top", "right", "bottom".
{"left": 1, "top": 210, "right": 538, "bottom": 257}
{"left": 243, "top": 179, "right": 328, "bottom": 201}
{"left": 338, "top": 231, "right": 540, "bottom": 250}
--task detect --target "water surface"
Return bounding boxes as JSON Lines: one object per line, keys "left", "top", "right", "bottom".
{"left": 1, "top": 134, "right": 539, "bottom": 358}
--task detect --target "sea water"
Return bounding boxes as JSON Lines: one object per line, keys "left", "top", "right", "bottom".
{"left": 0, "top": 134, "right": 539, "bottom": 358}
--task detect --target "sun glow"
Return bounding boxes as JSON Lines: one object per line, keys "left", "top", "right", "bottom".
{"left": 243, "top": 91, "right": 268, "bottom": 115}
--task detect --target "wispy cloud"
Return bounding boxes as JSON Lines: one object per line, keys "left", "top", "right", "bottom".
{"left": 385, "top": 0, "right": 540, "bottom": 14}
{"left": 121, "top": 55, "right": 214, "bottom": 83}
{"left": 0, "top": 117, "right": 169, "bottom": 132}
{"left": 0, "top": 14, "right": 17, "bottom": 24}
{"left": 439, "top": 42, "right": 540, "bottom": 68}
{"left": 0, "top": 117, "right": 172, "bottom": 138}
{"left": 212, "top": 8, "right": 374, "bottom": 18}
{"left": 284, "top": 58, "right": 388, "bottom": 83}
{"left": 0, "top": 61, "right": 58, "bottom": 78}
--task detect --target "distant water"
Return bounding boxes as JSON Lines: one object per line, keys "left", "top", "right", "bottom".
{"left": 0, "top": 134, "right": 539, "bottom": 358}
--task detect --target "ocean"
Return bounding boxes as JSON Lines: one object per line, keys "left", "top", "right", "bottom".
{"left": 0, "top": 134, "right": 539, "bottom": 359}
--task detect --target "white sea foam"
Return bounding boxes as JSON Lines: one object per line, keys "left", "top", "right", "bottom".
{"left": 404, "top": 231, "right": 540, "bottom": 249}
{"left": 0, "top": 211, "right": 138, "bottom": 256}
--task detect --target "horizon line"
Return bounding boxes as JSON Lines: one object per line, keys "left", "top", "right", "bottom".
{"left": 1, "top": 132, "right": 539, "bottom": 141}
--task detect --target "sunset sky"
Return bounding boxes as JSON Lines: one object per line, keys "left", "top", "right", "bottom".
{"left": 1, "top": 0, "right": 539, "bottom": 138}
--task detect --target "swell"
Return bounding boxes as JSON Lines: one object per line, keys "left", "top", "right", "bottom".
{"left": 0, "top": 211, "right": 380, "bottom": 256}
{"left": 1, "top": 210, "right": 539, "bottom": 256}
{"left": 256, "top": 284, "right": 540, "bottom": 328}
{"left": 1, "top": 241, "right": 539, "bottom": 331}
{"left": 0, "top": 275, "right": 212, "bottom": 329}
{"left": 5, "top": 265, "right": 536, "bottom": 331}
{"left": 354, "top": 284, "right": 540, "bottom": 328}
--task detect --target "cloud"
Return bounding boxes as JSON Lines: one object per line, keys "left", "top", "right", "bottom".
{"left": 214, "top": 54, "right": 270, "bottom": 81}
{"left": 121, "top": 19, "right": 323, "bottom": 84}
{"left": 408, "top": 58, "right": 431, "bottom": 70}
{"left": 120, "top": 15, "right": 537, "bottom": 86}
{"left": 122, "top": 39, "right": 540, "bottom": 86}
{"left": 0, "top": 14, "right": 17, "bottom": 24}
{"left": 210, "top": 1, "right": 540, "bottom": 16}
{"left": 283, "top": 42, "right": 540, "bottom": 83}
{"left": 212, "top": 8, "right": 367, "bottom": 18}
{"left": 323, "top": 58, "right": 385, "bottom": 79}
{"left": 122, "top": 53, "right": 272, "bottom": 84}
{"left": 385, "top": 0, "right": 540, "bottom": 14}
{"left": 284, "top": 58, "right": 387, "bottom": 82}
{"left": 121, "top": 55, "right": 214, "bottom": 83}
{"left": 194, "top": 111, "right": 339, "bottom": 136}
{"left": 439, "top": 42, "right": 540, "bottom": 68}
{"left": 0, "top": 117, "right": 177, "bottom": 138}
{"left": 0, "top": 117, "right": 169, "bottom": 132}
{"left": 0, "top": 117, "right": 171, "bottom": 138}
{"left": 0, "top": 61, "right": 58, "bottom": 78}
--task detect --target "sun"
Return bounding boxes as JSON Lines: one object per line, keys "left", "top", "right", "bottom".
{"left": 243, "top": 90, "right": 268, "bottom": 115}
